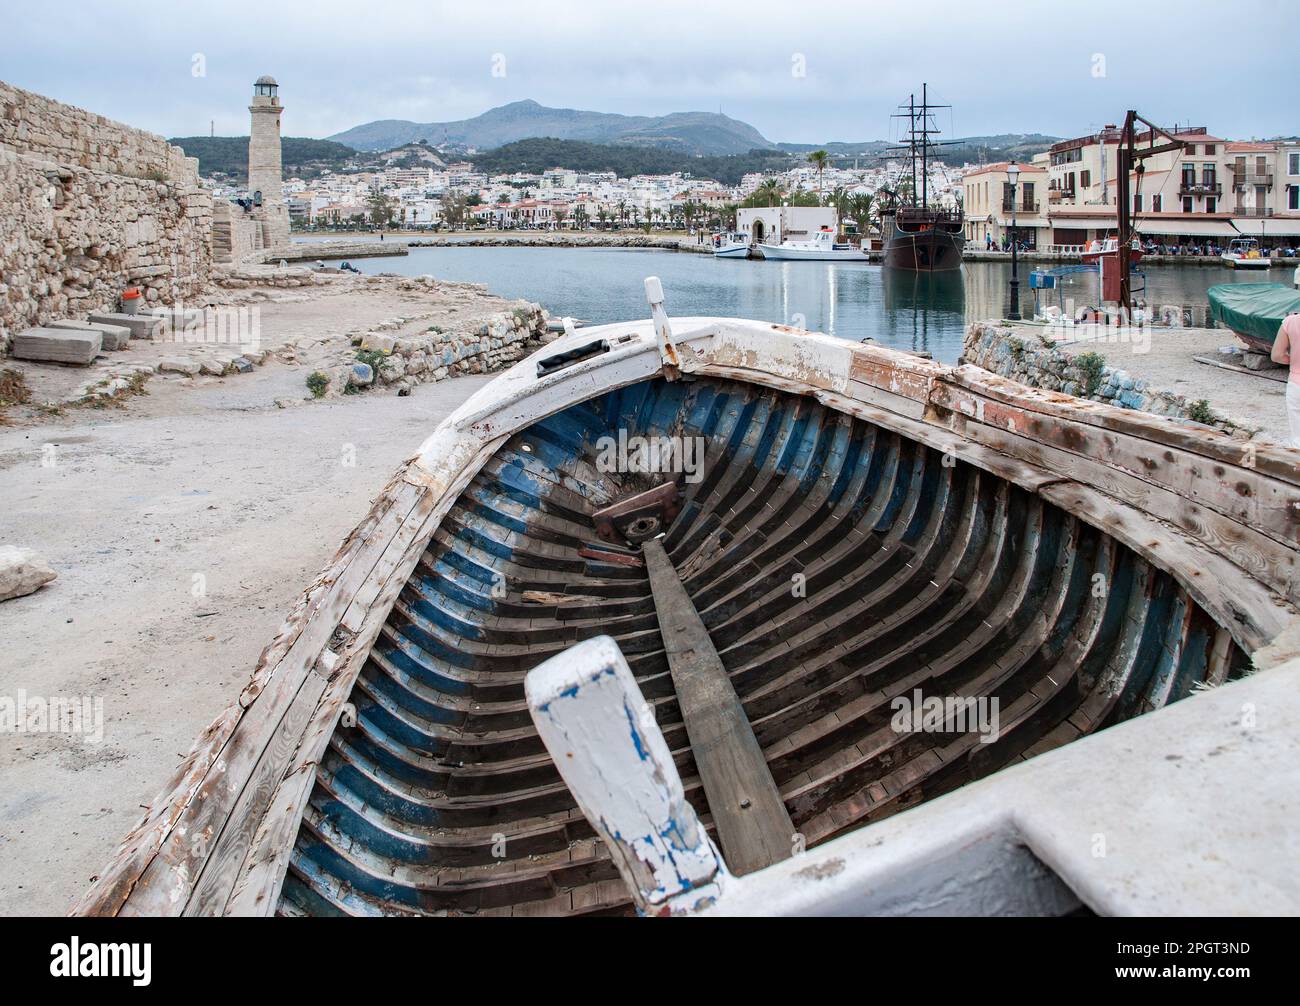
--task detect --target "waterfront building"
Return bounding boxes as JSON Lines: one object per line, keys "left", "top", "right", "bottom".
{"left": 1035, "top": 125, "right": 1300, "bottom": 251}
{"left": 736, "top": 205, "right": 837, "bottom": 245}
{"left": 962, "top": 161, "right": 1048, "bottom": 248}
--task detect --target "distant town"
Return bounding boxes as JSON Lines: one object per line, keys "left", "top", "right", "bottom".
{"left": 193, "top": 121, "right": 1300, "bottom": 256}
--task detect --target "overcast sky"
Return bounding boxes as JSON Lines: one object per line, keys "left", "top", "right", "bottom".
{"left": 5, "top": 0, "right": 1296, "bottom": 144}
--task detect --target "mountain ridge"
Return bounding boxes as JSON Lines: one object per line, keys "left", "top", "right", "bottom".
{"left": 327, "top": 99, "right": 775, "bottom": 155}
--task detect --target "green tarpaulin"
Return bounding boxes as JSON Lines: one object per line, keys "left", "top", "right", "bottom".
{"left": 1207, "top": 283, "right": 1300, "bottom": 350}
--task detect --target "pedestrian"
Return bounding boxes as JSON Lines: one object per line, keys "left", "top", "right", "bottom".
{"left": 1272, "top": 312, "right": 1300, "bottom": 448}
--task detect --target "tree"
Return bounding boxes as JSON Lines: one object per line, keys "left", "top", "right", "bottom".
{"left": 553, "top": 205, "right": 568, "bottom": 230}
{"left": 754, "top": 178, "right": 784, "bottom": 208}
{"left": 596, "top": 207, "right": 609, "bottom": 230}
{"left": 829, "top": 186, "right": 850, "bottom": 230}
{"left": 441, "top": 191, "right": 468, "bottom": 230}
{"left": 847, "top": 193, "right": 876, "bottom": 238}
{"left": 807, "top": 150, "right": 830, "bottom": 203}
{"left": 367, "top": 187, "right": 395, "bottom": 227}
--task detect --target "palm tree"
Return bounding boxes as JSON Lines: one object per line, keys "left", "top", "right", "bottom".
{"left": 847, "top": 193, "right": 876, "bottom": 239}
{"left": 596, "top": 207, "right": 609, "bottom": 231}
{"left": 829, "top": 186, "right": 850, "bottom": 231}
{"left": 755, "top": 178, "right": 784, "bottom": 208}
{"left": 807, "top": 150, "right": 831, "bottom": 203}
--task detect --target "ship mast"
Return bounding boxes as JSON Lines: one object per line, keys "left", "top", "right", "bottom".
{"left": 909, "top": 94, "right": 917, "bottom": 204}
{"left": 921, "top": 83, "right": 928, "bottom": 209}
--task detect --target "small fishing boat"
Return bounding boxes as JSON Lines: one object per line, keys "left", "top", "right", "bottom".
{"left": 712, "top": 232, "right": 751, "bottom": 258}
{"left": 76, "top": 280, "right": 1300, "bottom": 917}
{"left": 1221, "top": 237, "right": 1271, "bottom": 270}
{"left": 1208, "top": 282, "right": 1300, "bottom": 354}
{"left": 756, "top": 227, "right": 866, "bottom": 261}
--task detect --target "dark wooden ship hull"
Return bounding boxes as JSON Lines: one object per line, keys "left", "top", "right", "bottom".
{"left": 75, "top": 317, "right": 1300, "bottom": 918}
{"left": 882, "top": 214, "right": 965, "bottom": 272}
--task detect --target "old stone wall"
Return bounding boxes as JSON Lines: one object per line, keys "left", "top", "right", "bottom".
{"left": 306, "top": 289, "right": 552, "bottom": 399}
{"left": 0, "top": 80, "right": 212, "bottom": 351}
{"left": 962, "top": 322, "right": 1249, "bottom": 436}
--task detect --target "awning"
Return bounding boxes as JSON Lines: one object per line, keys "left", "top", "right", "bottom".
{"left": 1131, "top": 218, "right": 1237, "bottom": 237}
{"left": 1232, "top": 218, "right": 1300, "bottom": 237}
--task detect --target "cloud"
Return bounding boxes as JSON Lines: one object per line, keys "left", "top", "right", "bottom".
{"left": 0, "top": 0, "right": 1292, "bottom": 143}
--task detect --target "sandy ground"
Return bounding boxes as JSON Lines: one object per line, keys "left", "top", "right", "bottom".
{"left": 1014, "top": 323, "right": 1293, "bottom": 444}
{"left": 0, "top": 272, "right": 527, "bottom": 916}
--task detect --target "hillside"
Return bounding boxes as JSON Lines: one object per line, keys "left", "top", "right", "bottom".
{"left": 468, "top": 138, "right": 796, "bottom": 186}
{"left": 168, "top": 136, "right": 357, "bottom": 181}
{"left": 328, "top": 99, "right": 775, "bottom": 155}
{"left": 778, "top": 133, "right": 1062, "bottom": 165}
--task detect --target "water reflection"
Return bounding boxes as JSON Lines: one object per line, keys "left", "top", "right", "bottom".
{"left": 354, "top": 245, "right": 1262, "bottom": 365}
{"left": 881, "top": 269, "right": 965, "bottom": 356}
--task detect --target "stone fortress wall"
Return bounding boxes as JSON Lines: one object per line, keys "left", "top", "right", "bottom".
{"left": 0, "top": 80, "right": 213, "bottom": 352}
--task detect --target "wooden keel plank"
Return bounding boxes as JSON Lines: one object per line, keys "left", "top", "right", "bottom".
{"left": 641, "top": 538, "right": 794, "bottom": 876}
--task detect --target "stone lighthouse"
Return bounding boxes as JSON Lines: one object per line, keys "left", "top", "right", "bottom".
{"left": 247, "top": 75, "right": 289, "bottom": 250}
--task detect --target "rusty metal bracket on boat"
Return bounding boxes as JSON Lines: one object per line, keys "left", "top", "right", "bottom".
{"left": 592, "top": 482, "right": 681, "bottom": 545}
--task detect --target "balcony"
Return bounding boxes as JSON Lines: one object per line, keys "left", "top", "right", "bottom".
{"left": 1048, "top": 189, "right": 1073, "bottom": 203}
{"left": 1002, "top": 200, "right": 1042, "bottom": 215}
{"left": 1178, "top": 181, "right": 1222, "bottom": 197}
{"left": 1231, "top": 207, "right": 1275, "bottom": 218}
{"left": 1233, "top": 172, "right": 1274, "bottom": 188}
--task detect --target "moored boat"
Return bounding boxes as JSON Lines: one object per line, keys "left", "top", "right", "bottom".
{"left": 880, "top": 84, "right": 965, "bottom": 273}
{"left": 1208, "top": 281, "right": 1300, "bottom": 353}
{"left": 1221, "top": 237, "right": 1272, "bottom": 270}
{"left": 756, "top": 227, "right": 866, "bottom": 261}
{"left": 881, "top": 205, "right": 965, "bottom": 271}
{"left": 712, "top": 231, "right": 751, "bottom": 258}
{"left": 75, "top": 280, "right": 1300, "bottom": 917}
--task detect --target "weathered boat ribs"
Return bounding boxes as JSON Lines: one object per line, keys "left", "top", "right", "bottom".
{"left": 272, "top": 375, "right": 1252, "bottom": 916}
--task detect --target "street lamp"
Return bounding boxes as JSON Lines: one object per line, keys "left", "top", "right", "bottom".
{"left": 1007, "top": 161, "right": 1021, "bottom": 321}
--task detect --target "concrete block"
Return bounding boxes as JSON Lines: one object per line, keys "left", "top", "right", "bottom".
{"left": 46, "top": 319, "right": 131, "bottom": 350}
{"left": 87, "top": 312, "right": 164, "bottom": 340}
{"left": 11, "top": 327, "right": 101, "bottom": 365}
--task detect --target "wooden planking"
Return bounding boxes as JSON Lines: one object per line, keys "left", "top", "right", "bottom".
{"left": 125, "top": 482, "right": 429, "bottom": 916}
{"left": 929, "top": 405, "right": 1300, "bottom": 606}
{"left": 223, "top": 436, "right": 508, "bottom": 915}
{"left": 642, "top": 538, "right": 794, "bottom": 876}
{"left": 930, "top": 380, "right": 1300, "bottom": 549}
{"left": 1038, "top": 482, "right": 1291, "bottom": 652}
{"left": 74, "top": 473, "right": 428, "bottom": 916}
{"left": 71, "top": 470, "right": 420, "bottom": 917}
{"left": 183, "top": 668, "right": 329, "bottom": 915}
{"left": 948, "top": 363, "right": 1300, "bottom": 489}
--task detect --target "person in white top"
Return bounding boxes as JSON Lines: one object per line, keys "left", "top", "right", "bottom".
{"left": 1271, "top": 312, "right": 1300, "bottom": 449}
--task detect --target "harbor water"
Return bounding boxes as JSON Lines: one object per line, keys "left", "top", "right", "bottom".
{"left": 343, "top": 244, "right": 1279, "bottom": 364}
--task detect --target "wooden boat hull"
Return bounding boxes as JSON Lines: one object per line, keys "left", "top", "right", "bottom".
{"left": 75, "top": 316, "right": 1300, "bottom": 917}
{"left": 882, "top": 217, "right": 965, "bottom": 272}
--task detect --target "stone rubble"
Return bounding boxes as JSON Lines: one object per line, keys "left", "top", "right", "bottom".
{"left": 0, "top": 545, "right": 57, "bottom": 602}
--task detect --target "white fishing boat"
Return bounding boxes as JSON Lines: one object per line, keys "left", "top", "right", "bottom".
{"left": 712, "top": 231, "right": 751, "bottom": 258}
{"left": 757, "top": 227, "right": 867, "bottom": 261}
{"left": 1222, "top": 237, "right": 1271, "bottom": 270}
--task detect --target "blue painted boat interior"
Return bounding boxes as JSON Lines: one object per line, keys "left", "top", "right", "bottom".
{"left": 277, "top": 375, "right": 1247, "bottom": 916}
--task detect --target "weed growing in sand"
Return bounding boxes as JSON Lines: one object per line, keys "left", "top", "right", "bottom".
{"left": 1186, "top": 399, "right": 1216, "bottom": 426}
{"left": 306, "top": 371, "right": 330, "bottom": 398}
